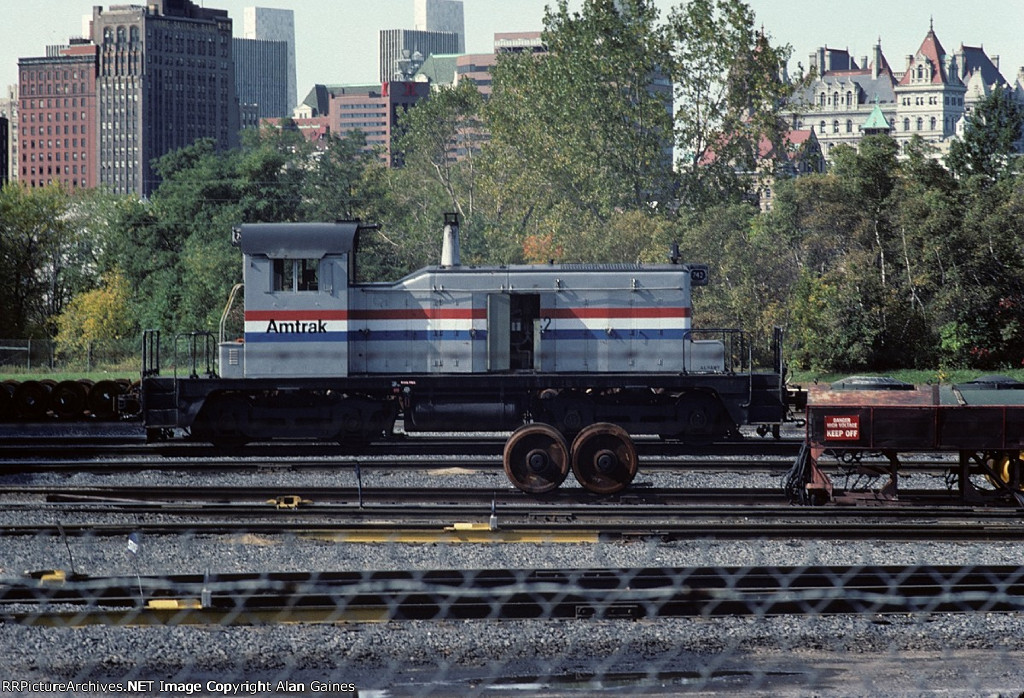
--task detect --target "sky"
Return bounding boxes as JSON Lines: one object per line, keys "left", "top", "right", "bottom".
{"left": 3, "top": 0, "right": 1023, "bottom": 98}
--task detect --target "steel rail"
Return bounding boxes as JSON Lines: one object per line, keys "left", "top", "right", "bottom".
{"left": 4, "top": 564, "right": 1024, "bottom": 627}
{"left": 0, "top": 435, "right": 804, "bottom": 461}
{"left": 2, "top": 515, "right": 1022, "bottom": 542}
{"left": 0, "top": 456, "right": 799, "bottom": 476}
{"left": 0, "top": 483, "right": 996, "bottom": 510}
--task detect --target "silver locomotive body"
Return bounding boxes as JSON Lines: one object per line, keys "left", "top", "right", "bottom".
{"left": 223, "top": 221, "right": 720, "bottom": 380}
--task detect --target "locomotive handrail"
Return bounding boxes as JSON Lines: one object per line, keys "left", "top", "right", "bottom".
{"left": 689, "top": 328, "right": 747, "bottom": 374}
{"left": 219, "top": 283, "right": 244, "bottom": 345}
{"left": 142, "top": 329, "right": 160, "bottom": 377}
{"left": 174, "top": 332, "right": 217, "bottom": 380}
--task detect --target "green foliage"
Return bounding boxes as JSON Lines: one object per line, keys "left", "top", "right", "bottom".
{"left": 760, "top": 134, "right": 944, "bottom": 372}
{"left": 374, "top": 80, "right": 489, "bottom": 278}
{"left": 947, "top": 86, "right": 1024, "bottom": 185}
{"left": 0, "top": 183, "right": 87, "bottom": 337}
{"left": 668, "top": 0, "right": 796, "bottom": 207}
{"left": 301, "top": 130, "right": 381, "bottom": 221}
{"left": 6, "top": 0, "right": 1024, "bottom": 379}
{"left": 115, "top": 129, "right": 377, "bottom": 331}
{"left": 930, "top": 176, "right": 1024, "bottom": 369}
{"left": 484, "top": 0, "right": 677, "bottom": 258}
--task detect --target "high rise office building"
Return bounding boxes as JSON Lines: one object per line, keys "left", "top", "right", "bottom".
{"left": 0, "top": 114, "right": 9, "bottom": 186}
{"left": 90, "top": 0, "right": 240, "bottom": 196}
{"left": 0, "top": 85, "right": 18, "bottom": 184}
{"left": 233, "top": 37, "right": 290, "bottom": 120}
{"left": 243, "top": 7, "right": 297, "bottom": 114}
{"left": 289, "top": 80, "right": 431, "bottom": 165}
{"left": 414, "top": 0, "right": 465, "bottom": 53}
{"left": 17, "top": 41, "right": 98, "bottom": 190}
{"left": 379, "top": 29, "right": 460, "bottom": 83}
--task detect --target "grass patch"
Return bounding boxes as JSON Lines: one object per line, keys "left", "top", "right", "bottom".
{"left": 0, "top": 369, "right": 139, "bottom": 383}
{"left": 789, "top": 368, "right": 1024, "bottom": 386}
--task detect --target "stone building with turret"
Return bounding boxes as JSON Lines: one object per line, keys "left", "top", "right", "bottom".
{"left": 787, "top": 22, "right": 1024, "bottom": 161}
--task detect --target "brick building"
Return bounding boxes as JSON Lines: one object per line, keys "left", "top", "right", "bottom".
{"left": 279, "top": 81, "right": 431, "bottom": 165}
{"left": 17, "top": 41, "right": 99, "bottom": 190}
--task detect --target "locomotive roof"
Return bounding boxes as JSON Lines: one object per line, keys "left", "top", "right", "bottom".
{"left": 233, "top": 221, "right": 359, "bottom": 258}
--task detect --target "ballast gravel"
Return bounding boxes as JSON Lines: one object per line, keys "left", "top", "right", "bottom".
{"left": 3, "top": 453, "right": 1024, "bottom": 696}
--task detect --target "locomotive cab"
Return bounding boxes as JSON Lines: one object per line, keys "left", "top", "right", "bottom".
{"left": 220, "top": 221, "right": 362, "bottom": 379}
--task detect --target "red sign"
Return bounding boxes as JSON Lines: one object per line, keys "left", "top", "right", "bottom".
{"left": 824, "top": 415, "right": 860, "bottom": 441}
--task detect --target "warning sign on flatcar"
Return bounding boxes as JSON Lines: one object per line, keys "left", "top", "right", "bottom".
{"left": 824, "top": 415, "right": 860, "bottom": 441}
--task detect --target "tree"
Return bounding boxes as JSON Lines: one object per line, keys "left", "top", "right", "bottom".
{"left": 93, "top": 194, "right": 177, "bottom": 334}
{"left": 53, "top": 271, "right": 134, "bottom": 360}
{"left": 143, "top": 130, "right": 368, "bottom": 331}
{"left": 667, "top": 0, "right": 796, "bottom": 207}
{"left": 0, "top": 184, "right": 77, "bottom": 337}
{"left": 947, "top": 86, "right": 1024, "bottom": 185}
{"left": 395, "top": 80, "right": 485, "bottom": 223}
{"left": 484, "top": 0, "right": 677, "bottom": 259}
{"left": 932, "top": 177, "right": 1024, "bottom": 368}
{"left": 301, "top": 130, "right": 381, "bottom": 222}
{"left": 377, "top": 80, "right": 490, "bottom": 273}
{"left": 756, "top": 137, "right": 935, "bottom": 372}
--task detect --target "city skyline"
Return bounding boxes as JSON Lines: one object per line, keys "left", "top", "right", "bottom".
{"left": 3, "top": 0, "right": 1023, "bottom": 102}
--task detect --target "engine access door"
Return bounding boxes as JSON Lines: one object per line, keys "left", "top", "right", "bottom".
{"left": 487, "top": 293, "right": 510, "bottom": 372}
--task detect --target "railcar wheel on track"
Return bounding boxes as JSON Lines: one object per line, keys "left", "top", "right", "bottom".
{"left": 985, "top": 451, "right": 1024, "bottom": 491}
{"left": 570, "top": 422, "right": 638, "bottom": 495}
{"left": 503, "top": 423, "right": 570, "bottom": 494}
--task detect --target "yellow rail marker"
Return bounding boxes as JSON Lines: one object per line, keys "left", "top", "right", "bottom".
{"left": 147, "top": 598, "right": 202, "bottom": 610}
{"left": 37, "top": 570, "right": 67, "bottom": 584}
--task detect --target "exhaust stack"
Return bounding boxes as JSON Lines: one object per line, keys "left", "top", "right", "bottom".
{"left": 441, "top": 212, "right": 461, "bottom": 267}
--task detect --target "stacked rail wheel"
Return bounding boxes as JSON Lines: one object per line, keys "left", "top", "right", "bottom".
{"left": 0, "top": 378, "right": 135, "bottom": 422}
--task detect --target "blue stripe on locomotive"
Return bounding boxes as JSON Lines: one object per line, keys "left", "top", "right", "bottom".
{"left": 244, "top": 329, "right": 692, "bottom": 343}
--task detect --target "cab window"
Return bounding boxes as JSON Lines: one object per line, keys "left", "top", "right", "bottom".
{"left": 272, "top": 259, "right": 319, "bottom": 292}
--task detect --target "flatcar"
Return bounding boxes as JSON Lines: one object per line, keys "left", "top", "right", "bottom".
{"left": 789, "top": 375, "right": 1024, "bottom": 506}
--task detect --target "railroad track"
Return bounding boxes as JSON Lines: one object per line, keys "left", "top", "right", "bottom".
{"left": 0, "top": 435, "right": 802, "bottom": 461}
{"left": 0, "top": 482, "right": 990, "bottom": 510}
{"left": 5, "top": 564, "right": 1024, "bottom": 627}
{"left": 3, "top": 483, "right": 1023, "bottom": 541}
{"left": 0, "top": 440, "right": 960, "bottom": 479}
{"left": 4, "top": 519, "right": 1022, "bottom": 541}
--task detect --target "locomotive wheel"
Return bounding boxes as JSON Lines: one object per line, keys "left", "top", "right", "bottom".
{"left": 570, "top": 422, "right": 638, "bottom": 495}
{"left": 503, "top": 424, "right": 570, "bottom": 494}
{"left": 192, "top": 394, "right": 251, "bottom": 446}
{"left": 0, "top": 381, "right": 16, "bottom": 421}
{"left": 661, "top": 392, "right": 726, "bottom": 444}
{"left": 985, "top": 451, "right": 1024, "bottom": 491}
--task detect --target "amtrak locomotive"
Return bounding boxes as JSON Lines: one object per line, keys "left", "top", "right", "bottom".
{"left": 139, "top": 216, "right": 803, "bottom": 494}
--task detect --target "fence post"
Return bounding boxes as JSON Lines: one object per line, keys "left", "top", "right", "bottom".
{"left": 26, "top": 339, "right": 31, "bottom": 370}
{"left": 88, "top": 342, "right": 93, "bottom": 372}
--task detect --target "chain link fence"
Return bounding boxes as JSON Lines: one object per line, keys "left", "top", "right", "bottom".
{"left": 3, "top": 524, "right": 1024, "bottom": 696}
{"left": 0, "top": 338, "right": 141, "bottom": 374}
